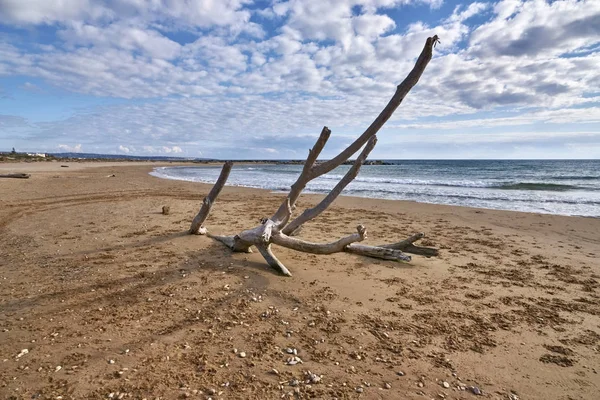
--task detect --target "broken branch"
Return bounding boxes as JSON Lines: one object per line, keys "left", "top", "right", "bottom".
{"left": 190, "top": 161, "right": 233, "bottom": 234}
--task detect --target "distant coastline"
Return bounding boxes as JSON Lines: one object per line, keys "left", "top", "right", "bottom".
{"left": 0, "top": 150, "right": 402, "bottom": 165}
{"left": 2, "top": 151, "right": 596, "bottom": 165}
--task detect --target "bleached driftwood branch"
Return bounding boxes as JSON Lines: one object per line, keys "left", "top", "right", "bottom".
{"left": 189, "top": 161, "right": 233, "bottom": 234}
{"left": 188, "top": 36, "right": 441, "bottom": 276}
{"left": 282, "top": 136, "right": 377, "bottom": 236}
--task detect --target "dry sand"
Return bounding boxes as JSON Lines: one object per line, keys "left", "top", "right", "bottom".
{"left": 0, "top": 162, "right": 598, "bottom": 400}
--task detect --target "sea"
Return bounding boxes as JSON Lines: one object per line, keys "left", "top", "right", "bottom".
{"left": 150, "top": 160, "right": 600, "bottom": 217}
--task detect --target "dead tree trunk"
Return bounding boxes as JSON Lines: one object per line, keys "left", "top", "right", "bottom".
{"left": 189, "top": 36, "right": 440, "bottom": 276}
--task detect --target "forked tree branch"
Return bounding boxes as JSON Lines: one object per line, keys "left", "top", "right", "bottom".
{"left": 271, "top": 127, "right": 331, "bottom": 224}
{"left": 189, "top": 36, "right": 440, "bottom": 275}
{"left": 282, "top": 136, "right": 377, "bottom": 236}
{"left": 270, "top": 35, "right": 438, "bottom": 233}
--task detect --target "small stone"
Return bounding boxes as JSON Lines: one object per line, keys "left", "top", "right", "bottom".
{"left": 305, "top": 372, "right": 322, "bottom": 384}
{"left": 239, "top": 352, "right": 246, "bottom": 358}
{"left": 289, "top": 379, "right": 299, "bottom": 387}
{"left": 355, "top": 387, "right": 364, "bottom": 393}
{"left": 442, "top": 381, "right": 450, "bottom": 388}
{"left": 285, "top": 348, "right": 294, "bottom": 354}
{"left": 384, "top": 382, "right": 392, "bottom": 389}
{"left": 470, "top": 386, "right": 482, "bottom": 395}
{"left": 55, "top": 366, "right": 62, "bottom": 372}
{"left": 108, "top": 359, "right": 115, "bottom": 364}
{"left": 286, "top": 356, "right": 303, "bottom": 365}
{"left": 16, "top": 349, "right": 29, "bottom": 358}
{"left": 207, "top": 388, "right": 216, "bottom": 395}
{"left": 396, "top": 371, "right": 405, "bottom": 376}
{"left": 417, "top": 382, "right": 424, "bottom": 388}
{"left": 162, "top": 206, "right": 170, "bottom": 215}
{"left": 271, "top": 368, "right": 279, "bottom": 375}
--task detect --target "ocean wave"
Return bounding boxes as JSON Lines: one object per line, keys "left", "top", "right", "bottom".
{"left": 494, "top": 183, "right": 580, "bottom": 191}
{"left": 342, "top": 188, "right": 600, "bottom": 206}
{"left": 319, "top": 174, "right": 491, "bottom": 188}
{"left": 320, "top": 174, "right": 594, "bottom": 191}
{"left": 547, "top": 175, "right": 599, "bottom": 181}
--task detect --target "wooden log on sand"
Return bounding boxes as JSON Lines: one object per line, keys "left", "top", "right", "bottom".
{"left": 0, "top": 173, "right": 31, "bottom": 179}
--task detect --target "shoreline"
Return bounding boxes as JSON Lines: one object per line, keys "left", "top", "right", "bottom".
{"left": 3, "top": 160, "right": 597, "bottom": 220}
{"left": 150, "top": 162, "right": 600, "bottom": 219}
{"left": 1, "top": 161, "right": 599, "bottom": 399}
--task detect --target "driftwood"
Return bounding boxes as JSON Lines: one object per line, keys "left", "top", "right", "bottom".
{"left": 0, "top": 173, "right": 30, "bottom": 179}
{"left": 190, "top": 161, "right": 233, "bottom": 234}
{"left": 188, "top": 36, "right": 441, "bottom": 276}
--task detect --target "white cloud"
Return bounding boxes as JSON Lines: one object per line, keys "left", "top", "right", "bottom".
{"left": 470, "top": 0, "right": 600, "bottom": 58}
{"left": 0, "top": 0, "right": 108, "bottom": 25}
{"left": 162, "top": 146, "right": 183, "bottom": 153}
{"left": 389, "top": 107, "right": 600, "bottom": 130}
{"left": 0, "top": 0, "right": 599, "bottom": 159}
{"left": 60, "top": 22, "right": 182, "bottom": 60}
{"left": 0, "top": 0, "right": 255, "bottom": 31}
{"left": 57, "top": 143, "right": 83, "bottom": 152}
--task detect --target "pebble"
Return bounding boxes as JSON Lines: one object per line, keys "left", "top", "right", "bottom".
{"left": 355, "top": 387, "right": 364, "bottom": 393}
{"left": 286, "top": 356, "right": 303, "bottom": 365}
{"left": 442, "top": 381, "right": 450, "bottom": 388}
{"left": 289, "top": 379, "right": 299, "bottom": 387}
{"left": 384, "top": 382, "right": 392, "bottom": 389}
{"left": 16, "top": 349, "right": 29, "bottom": 358}
{"left": 305, "top": 371, "right": 322, "bottom": 384}
{"left": 417, "top": 382, "right": 424, "bottom": 388}
{"left": 396, "top": 371, "right": 405, "bottom": 376}
{"left": 239, "top": 352, "right": 246, "bottom": 358}
{"left": 470, "top": 386, "right": 482, "bottom": 395}
{"left": 54, "top": 366, "right": 62, "bottom": 372}
{"left": 108, "top": 359, "right": 115, "bottom": 364}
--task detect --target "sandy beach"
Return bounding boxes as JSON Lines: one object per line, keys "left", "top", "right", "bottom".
{"left": 0, "top": 162, "right": 598, "bottom": 400}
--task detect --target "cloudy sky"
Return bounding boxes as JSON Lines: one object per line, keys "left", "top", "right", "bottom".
{"left": 0, "top": 0, "right": 599, "bottom": 159}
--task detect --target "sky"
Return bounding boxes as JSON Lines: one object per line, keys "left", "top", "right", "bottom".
{"left": 0, "top": 0, "right": 599, "bottom": 160}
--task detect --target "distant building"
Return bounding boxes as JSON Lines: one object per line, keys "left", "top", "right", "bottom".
{"left": 27, "top": 153, "right": 47, "bottom": 157}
